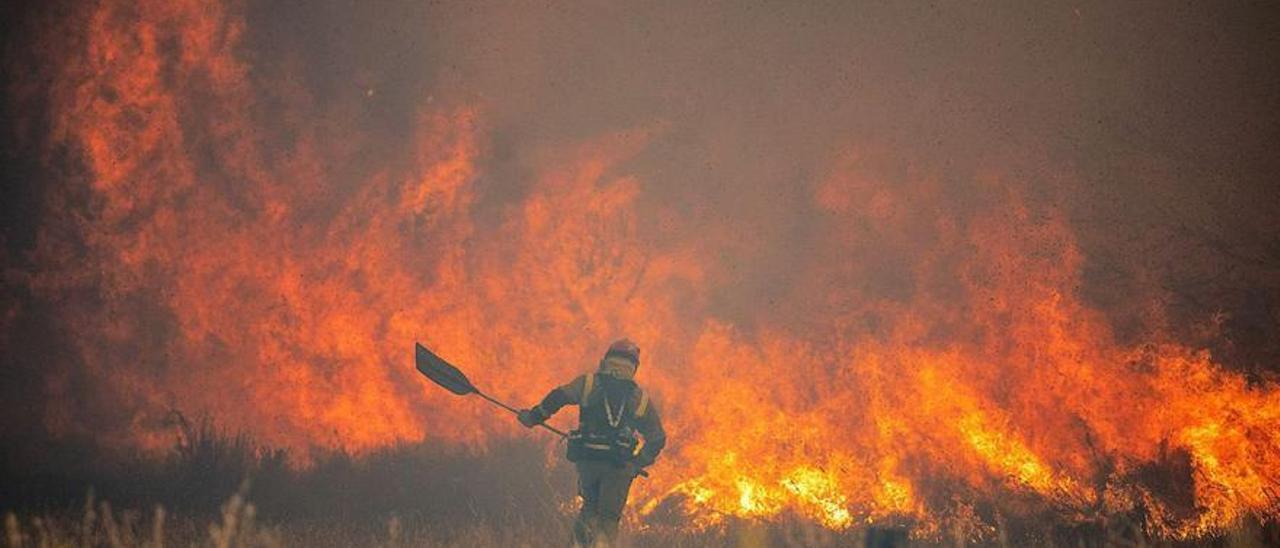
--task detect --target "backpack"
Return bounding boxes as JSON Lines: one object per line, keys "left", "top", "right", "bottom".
{"left": 566, "top": 373, "right": 650, "bottom": 464}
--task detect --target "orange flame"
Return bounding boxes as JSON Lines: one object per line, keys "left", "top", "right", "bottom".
{"left": 14, "top": 0, "right": 1280, "bottom": 539}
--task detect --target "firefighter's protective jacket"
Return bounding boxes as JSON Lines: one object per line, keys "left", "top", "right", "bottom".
{"left": 533, "top": 363, "right": 666, "bottom": 467}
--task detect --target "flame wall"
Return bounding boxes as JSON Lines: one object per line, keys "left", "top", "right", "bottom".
{"left": 3, "top": 0, "right": 1279, "bottom": 539}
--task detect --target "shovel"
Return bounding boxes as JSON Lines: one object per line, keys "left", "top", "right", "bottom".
{"left": 415, "top": 342, "right": 569, "bottom": 438}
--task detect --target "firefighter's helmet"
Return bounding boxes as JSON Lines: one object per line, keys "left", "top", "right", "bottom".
{"left": 604, "top": 338, "right": 640, "bottom": 367}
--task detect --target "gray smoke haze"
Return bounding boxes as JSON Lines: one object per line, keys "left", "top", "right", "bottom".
{"left": 232, "top": 0, "right": 1280, "bottom": 356}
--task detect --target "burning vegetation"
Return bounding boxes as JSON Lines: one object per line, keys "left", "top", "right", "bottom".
{"left": 3, "top": 0, "right": 1279, "bottom": 545}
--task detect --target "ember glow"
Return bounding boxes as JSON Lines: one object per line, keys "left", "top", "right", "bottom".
{"left": 4, "top": 0, "right": 1279, "bottom": 541}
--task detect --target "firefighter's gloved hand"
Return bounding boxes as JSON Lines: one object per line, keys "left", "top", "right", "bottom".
{"left": 517, "top": 408, "right": 544, "bottom": 428}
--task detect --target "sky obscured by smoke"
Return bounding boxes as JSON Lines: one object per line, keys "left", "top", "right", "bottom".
{"left": 222, "top": 0, "right": 1280, "bottom": 355}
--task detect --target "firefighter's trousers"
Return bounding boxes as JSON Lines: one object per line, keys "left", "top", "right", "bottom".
{"left": 573, "top": 460, "right": 635, "bottom": 546}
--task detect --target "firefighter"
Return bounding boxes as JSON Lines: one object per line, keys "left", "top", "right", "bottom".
{"left": 518, "top": 338, "right": 666, "bottom": 547}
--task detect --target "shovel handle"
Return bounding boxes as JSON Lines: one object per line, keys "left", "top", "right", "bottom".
{"left": 475, "top": 391, "right": 569, "bottom": 438}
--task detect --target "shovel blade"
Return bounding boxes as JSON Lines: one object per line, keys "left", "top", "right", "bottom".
{"left": 415, "top": 342, "right": 477, "bottom": 396}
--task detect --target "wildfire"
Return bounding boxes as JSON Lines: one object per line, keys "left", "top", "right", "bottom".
{"left": 10, "top": 0, "right": 1280, "bottom": 540}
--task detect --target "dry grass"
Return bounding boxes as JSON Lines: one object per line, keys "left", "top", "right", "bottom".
{"left": 3, "top": 421, "right": 1276, "bottom": 547}
{"left": 7, "top": 498, "right": 1276, "bottom": 548}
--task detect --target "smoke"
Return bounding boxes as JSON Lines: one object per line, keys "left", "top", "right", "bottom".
{"left": 3, "top": 0, "right": 1279, "bottom": 537}
{"left": 388, "top": 0, "right": 1280, "bottom": 344}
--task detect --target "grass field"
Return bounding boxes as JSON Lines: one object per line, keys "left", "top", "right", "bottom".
{"left": 3, "top": 422, "right": 1276, "bottom": 547}
{"left": 6, "top": 500, "right": 1276, "bottom": 547}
